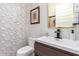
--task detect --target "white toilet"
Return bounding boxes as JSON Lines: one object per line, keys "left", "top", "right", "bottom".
{"left": 16, "top": 37, "right": 35, "bottom": 56}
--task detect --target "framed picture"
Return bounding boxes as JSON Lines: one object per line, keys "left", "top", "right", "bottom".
{"left": 48, "top": 16, "right": 56, "bottom": 28}
{"left": 30, "top": 6, "right": 40, "bottom": 24}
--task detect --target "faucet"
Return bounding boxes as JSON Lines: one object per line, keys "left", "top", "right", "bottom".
{"left": 55, "top": 29, "right": 62, "bottom": 39}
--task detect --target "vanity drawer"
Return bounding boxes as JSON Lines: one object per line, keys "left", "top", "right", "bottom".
{"left": 35, "top": 42, "right": 78, "bottom": 56}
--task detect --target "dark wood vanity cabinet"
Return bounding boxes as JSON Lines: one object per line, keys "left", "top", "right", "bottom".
{"left": 35, "top": 42, "right": 78, "bottom": 56}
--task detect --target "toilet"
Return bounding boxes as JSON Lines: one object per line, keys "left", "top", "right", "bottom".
{"left": 16, "top": 37, "right": 35, "bottom": 56}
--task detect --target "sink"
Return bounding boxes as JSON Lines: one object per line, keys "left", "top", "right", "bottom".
{"left": 37, "top": 36, "right": 79, "bottom": 50}
{"left": 35, "top": 36, "right": 79, "bottom": 55}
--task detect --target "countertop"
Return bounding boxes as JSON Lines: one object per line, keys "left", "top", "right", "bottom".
{"left": 35, "top": 36, "right": 79, "bottom": 55}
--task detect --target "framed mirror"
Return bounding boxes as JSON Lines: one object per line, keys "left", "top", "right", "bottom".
{"left": 48, "top": 3, "right": 74, "bottom": 28}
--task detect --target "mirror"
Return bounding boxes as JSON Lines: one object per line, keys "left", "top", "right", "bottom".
{"left": 48, "top": 3, "right": 56, "bottom": 28}
{"left": 48, "top": 3, "right": 74, "bottom": 28}
{"left": 56, "top": 3, "right": 74, "bottom": 27}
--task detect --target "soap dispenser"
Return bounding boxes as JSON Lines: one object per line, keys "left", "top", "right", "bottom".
{"left": 70, "top": 29, "right": 75, "bottom": 40}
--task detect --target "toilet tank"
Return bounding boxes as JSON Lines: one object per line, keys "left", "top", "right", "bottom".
{"left": 28, "top": 37, "right": 36, "bottom": 48}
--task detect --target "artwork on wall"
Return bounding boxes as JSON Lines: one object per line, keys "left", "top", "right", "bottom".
{"left": 30, "top": 6, "right": 40, "bottom": 24}
{"left": 48, "top": 16, "right": 56, "bottom": 28}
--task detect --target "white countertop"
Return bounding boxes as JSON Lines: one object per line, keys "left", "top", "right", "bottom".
{"left": 35, "top": 36, "right": 79, "bottom": 55}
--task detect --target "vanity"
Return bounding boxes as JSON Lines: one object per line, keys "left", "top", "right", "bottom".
{"left": 34, "top": 36, "right": 79, "bottom": 56}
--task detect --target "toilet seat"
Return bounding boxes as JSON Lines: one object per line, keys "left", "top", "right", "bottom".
{"left": 17, "top": 46, "right": 34, "bottom": 56}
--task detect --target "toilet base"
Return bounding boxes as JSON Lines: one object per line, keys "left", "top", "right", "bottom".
{"left": 16, "top": 53, "right": 34, "bottom": 56}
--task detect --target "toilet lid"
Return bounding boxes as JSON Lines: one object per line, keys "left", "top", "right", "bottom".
{"left": 17, "top": 46, "right": 34, "bottom": 54}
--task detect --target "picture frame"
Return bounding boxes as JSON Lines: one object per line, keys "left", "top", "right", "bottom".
{"left": 30, "top": 6, "right": 40, "bottom": 24}
{"left": 48, "top": 16, "right": 56, "bottom": 28}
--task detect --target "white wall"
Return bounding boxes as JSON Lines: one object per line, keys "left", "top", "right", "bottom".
{"left": 0, "top": 3, "right": 30, "bottom": 56}
{"left": 27, "top": 3, "right": 48, "bottom": 38}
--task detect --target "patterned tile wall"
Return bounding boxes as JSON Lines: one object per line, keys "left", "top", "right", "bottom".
{"left": 0, "top": 3, "right": 30, "bottom": 56}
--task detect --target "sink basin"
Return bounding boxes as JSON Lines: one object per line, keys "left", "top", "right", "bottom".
{"left": 36, "top": 36, "right": 79, "bottom": 53}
